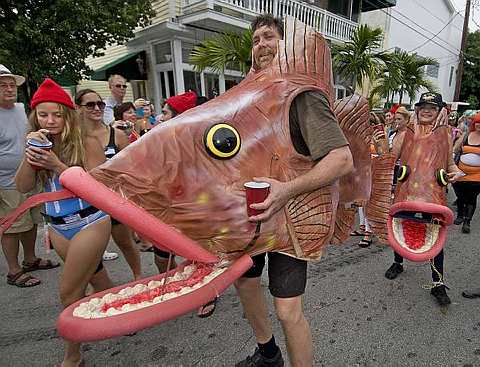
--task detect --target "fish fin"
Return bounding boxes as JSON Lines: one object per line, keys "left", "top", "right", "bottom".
{"left": 284, "top": 185, "right": 337, "bottom": 260}
{"left": 334, "top": 93, "right": 371, "bottom": 146}
{"left": 365, "top": 153, "right": 396, "bottom": 243}
{"left": 331, "top": 205, "right": 356, "bottom": 245}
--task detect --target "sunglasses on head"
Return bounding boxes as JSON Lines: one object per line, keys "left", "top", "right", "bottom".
{"left": 80, "top": 101, "right": 106, "bottom": 110}
{"left": 115, "top": 84, "right": 128, "bottom": 89}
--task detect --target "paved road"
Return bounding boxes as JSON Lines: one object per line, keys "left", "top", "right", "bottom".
{"left": 2, "top": 194, "right": 480, "bottom": 366}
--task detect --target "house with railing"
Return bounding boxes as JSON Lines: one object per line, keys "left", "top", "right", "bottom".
{"left": 80, "top": 0, "right": 395, "bottom": 108}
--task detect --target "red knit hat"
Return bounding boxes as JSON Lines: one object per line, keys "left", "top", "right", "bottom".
{"left": 166, "top": 91, "right": 197, "bottom": 114}
{"left": 30, "top": 78, "right": 75, "bottom": 109}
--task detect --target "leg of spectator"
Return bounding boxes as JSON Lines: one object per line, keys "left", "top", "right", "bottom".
{"left": 111, "top": 224, "right": 142, "bottom": 280}
{"left": 19, "top": 225, "right": 38, "bottom": 264}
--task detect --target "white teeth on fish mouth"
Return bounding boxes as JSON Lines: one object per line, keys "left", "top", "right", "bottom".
{"left": 392, "top": 217, "right": 441, "bottom": 253}
{"left": 72, "top": 264, "right": 227, "bottom": 319}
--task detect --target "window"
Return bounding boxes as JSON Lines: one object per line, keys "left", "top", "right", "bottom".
{"left": 184, "top": 70, "right": 202, "bottom": 95}
{"left": 154, "top": 42, "right": 172, "bottom": 64}
{"left": 426, "top": 64, "right": 439, "bottom": 78}
{"left": 225, "top": 75, "right": 243, "bottom": 91}
{"left": 204, "top": 73, "right": 220, "bottom": 99}
{"left": 449, "top": 66, "right": 455, "bottom": 87}
{"left": 182, "top": 42, "right": 195, "bottom": 64}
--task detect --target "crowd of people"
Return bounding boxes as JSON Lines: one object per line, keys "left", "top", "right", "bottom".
{"left": 1, "top": 12, "right": 480, "bottom": 367}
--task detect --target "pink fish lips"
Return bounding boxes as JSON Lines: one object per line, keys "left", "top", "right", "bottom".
{"left": 57, "top": 255, "right": 253, "bottom": 342}
{"left": 387, "top": 201, "right": 453, "bottom": 262}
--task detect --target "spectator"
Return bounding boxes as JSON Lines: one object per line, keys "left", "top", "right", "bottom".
{"left": 0, "top": 64, "right": 59, "bottom": 288}
{"left": 103, "top": 74, "right": 127, "bottom": 125}
{"left": 112, "top": 102, "right": 136, "bottom": 136}
{"left": 15, "top": 78, "right": 113, "bottom": 366}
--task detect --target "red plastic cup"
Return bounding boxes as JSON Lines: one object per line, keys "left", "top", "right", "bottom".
{"left": 26, "top": 138, "right": 53, "bottom": 170}
{"left": 244, "top": 181, "right": 270, "bottom": 217}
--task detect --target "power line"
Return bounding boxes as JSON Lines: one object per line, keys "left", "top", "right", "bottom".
{"left": 363, "top": 0, "right": 461, "bottom": 57}
{"left": 410, "top": 0, "right": 465, "bottom": 33}
{"left": 408, "top": 12, "right": 461, "bottom": 53}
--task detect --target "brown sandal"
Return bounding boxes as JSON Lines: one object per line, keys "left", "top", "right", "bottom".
{"left": 22, "top": 258, "right": 60, "bottom": 272}
{"left": 7, "top": 271, "right": 41, "bottom": 288}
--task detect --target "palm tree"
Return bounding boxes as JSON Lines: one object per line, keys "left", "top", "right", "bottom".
{"left": 370, "top": 50, "right": 437, "bottom": 105}
{"left": 189, "top": 29, "right": 253, "bottom": 76}
{"left": 332, "top": 24, "right": 389, "bottom": 94}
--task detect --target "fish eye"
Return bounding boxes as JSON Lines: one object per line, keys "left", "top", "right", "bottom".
{"left": 397, "top": 165, "right": 410, "bottom": 182}
{"left": 435, "top": 168, "right": 448, "bottom": 186}
{"left": 204, "top": 123, "right": 241, "bottom": 159}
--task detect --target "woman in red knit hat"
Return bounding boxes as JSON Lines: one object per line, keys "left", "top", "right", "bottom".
{"left": 15, "top": 78, "right": 113, "bottom": 367}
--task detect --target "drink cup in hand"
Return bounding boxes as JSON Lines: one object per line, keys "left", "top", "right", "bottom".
{"left": 244, "top": 181, "right": 271, "bottom": 217}
{"left": 26, "top": 138, "right": 53, "bottom": 170}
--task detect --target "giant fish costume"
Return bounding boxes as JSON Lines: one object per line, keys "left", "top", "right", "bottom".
{"left": 387, "top": 110, "right": 454, "bottom": 262}
{"left": 0, "top": 17, "right": 395, "bottom": 342}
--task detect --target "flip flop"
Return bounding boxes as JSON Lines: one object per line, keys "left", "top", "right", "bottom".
{"left": 7, "top": 271, "right": 41, "bottom": 288}
{"left": 350, "top": 230, "right": 365, "bottom": 236}
{"left": 102, "top": 251, "right": 119, "bottom": 261}
{"left": 22, "top": 258, "right": 60, "bottom": 272}
{"left": 197, "top": 298, "right": 217, "bottom": 318}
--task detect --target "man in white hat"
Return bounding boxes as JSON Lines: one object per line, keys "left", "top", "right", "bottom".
{"left": 0, "top": 64, "right": 59, "bottom": 287}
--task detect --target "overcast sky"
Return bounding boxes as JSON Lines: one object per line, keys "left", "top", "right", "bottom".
{"left": 451, "top": 0, "right": 480, "bottom": 31}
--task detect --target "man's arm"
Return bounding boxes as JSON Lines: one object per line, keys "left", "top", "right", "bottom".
{"left": 249, "top": 145, "right": 353, "bottom": 222}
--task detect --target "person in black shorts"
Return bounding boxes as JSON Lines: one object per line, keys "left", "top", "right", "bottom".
{"left": 234, "top": 14, "right": 353, "bottom": 367}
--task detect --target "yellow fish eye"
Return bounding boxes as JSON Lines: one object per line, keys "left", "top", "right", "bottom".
{"left": 204, "top": 123, "right": 241, "bottom": 159}
{"left": 397, "top": 165, "right": 410, "bottom": 182}
{"left": 435, "top": 168, "right": 448, "bottom": 187}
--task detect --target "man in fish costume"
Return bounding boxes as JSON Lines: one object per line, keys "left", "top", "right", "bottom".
{"left": 0, "top": 15, "right": 396, "bottom": 367}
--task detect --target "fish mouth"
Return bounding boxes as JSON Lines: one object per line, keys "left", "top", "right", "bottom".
{"left": 387, "top": 201, "right": 453, "bottom": 262}
{"left": 58, "top": 255, "right": 253, "bottom": 342}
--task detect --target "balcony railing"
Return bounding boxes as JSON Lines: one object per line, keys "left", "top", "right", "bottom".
{"left": 182, "top": 0, "right": 357, "bottom": 42}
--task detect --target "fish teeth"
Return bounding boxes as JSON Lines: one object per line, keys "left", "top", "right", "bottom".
{"left": 73, "top": 267, "right": 227, "bottom": 319}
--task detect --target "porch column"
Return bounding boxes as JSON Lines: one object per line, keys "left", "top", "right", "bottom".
{"left": 219, "top": 73, "right": 226, "bottom": 94}
{"left": 169, "top": 0, "right": 177, "bottom": 19}
{"left": 172, "top": 38, "right": 185, "bottom": 94}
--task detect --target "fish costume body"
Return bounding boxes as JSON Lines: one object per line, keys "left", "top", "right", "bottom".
{"left": 0, "top": 17, "right": 394, "bottom": 341}
{"left": 387, "top": 110, "right": 454, "bottom": 262}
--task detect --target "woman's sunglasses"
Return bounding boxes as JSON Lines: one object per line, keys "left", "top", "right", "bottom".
{"left": 80, "top": 101, "right": 106, "bottom": 110}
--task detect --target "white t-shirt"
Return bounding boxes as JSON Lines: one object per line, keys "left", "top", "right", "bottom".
{"left": 103, "top": 96, "right": 118, "bottom": 125}
{"left": 0, "top": 103, "right": 27, "bottom": 189}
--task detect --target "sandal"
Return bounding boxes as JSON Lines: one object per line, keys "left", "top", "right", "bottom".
{"left": 22, "top": 258, "right": 60, "bottom": 272}
{"left": 7, "top": 270, "right": 41, "bottom": 288}
{"left": 350, "top": 225, "right": 365, "bottom": 236}
{"left": 197, "top": 298, "right": 218, "bottom": 318}
{"left": 139, "top": 246, "right": 154, "bottom": 252}
{"left": 358, "top": 234, "right": 373, "bottom": 248}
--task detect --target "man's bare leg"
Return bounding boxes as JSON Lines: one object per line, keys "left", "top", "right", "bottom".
{"left": 19, "top": 225, "right": 38, "bottom": 263}
{"left": 274, "top": 296, "right": 312, "bottom": 367}
{"left": 234, "top": 277, "right": 273, "bottom": 343}
{"left": 1, "top": 233, "right": 22, "bottom": 275}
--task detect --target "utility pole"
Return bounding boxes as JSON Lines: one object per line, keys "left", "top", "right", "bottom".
{"left": 454, "top": 0, "right": 471, "bottom": 101}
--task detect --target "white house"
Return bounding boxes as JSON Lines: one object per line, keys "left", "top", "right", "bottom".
{"left": 79, "top": 0, "right": 395, "bottom": 110}
{"left": 361, "top": 0, "right": 464, "bottom": 103}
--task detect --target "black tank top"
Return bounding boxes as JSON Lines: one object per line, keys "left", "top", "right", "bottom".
{"left": 104, "top": 126, "right": 120, "bottom": 159}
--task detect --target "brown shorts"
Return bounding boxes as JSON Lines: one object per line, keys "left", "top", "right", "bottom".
{"left": 0, "top": 188, "right": 43, "bottom": 234}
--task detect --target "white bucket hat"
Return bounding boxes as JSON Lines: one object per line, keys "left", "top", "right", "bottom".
{"left": 0, "top": 64, "right": 25, "bottom": 86}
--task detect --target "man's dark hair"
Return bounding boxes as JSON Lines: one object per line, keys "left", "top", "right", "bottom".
{"left": 251, "top": 14, "right": 284, "bottom": 38}
{"left": 196, "top": 96, "right": 208, "bottom": 106}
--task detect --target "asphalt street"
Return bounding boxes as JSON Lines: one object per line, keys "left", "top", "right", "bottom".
{"left": 1, "top": 192, "right": 480, "bottom": 367}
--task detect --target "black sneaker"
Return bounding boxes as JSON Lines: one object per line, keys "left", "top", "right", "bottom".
{"left": 385, "top": 262, "right": 403, "bottom": 280}
{"left": 235, "top": 348, "right": 284, "bottom": 367}
{"left": 453, "top": 216, "right": 464, "bottom": 225}
{"left": 431, "top": 284, "right": 451, "bottom": 306}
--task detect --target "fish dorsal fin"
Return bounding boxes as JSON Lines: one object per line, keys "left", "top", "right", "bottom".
{"left": 334, "top": 93, "right": 371, "bottom": 147}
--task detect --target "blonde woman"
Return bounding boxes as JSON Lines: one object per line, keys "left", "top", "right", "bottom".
{"left": 75, "top": 89, "right": 142, "bottom": 279}
{"left": 15, "top": 79, "right": 112, "bottom": 367}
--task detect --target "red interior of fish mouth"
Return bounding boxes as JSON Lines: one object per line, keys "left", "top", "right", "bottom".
{"left": 401, "top": 219, "right": 427, "bottom": 250}
{"left": 101, "top": 263, "right": 214, "bottom": 313}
